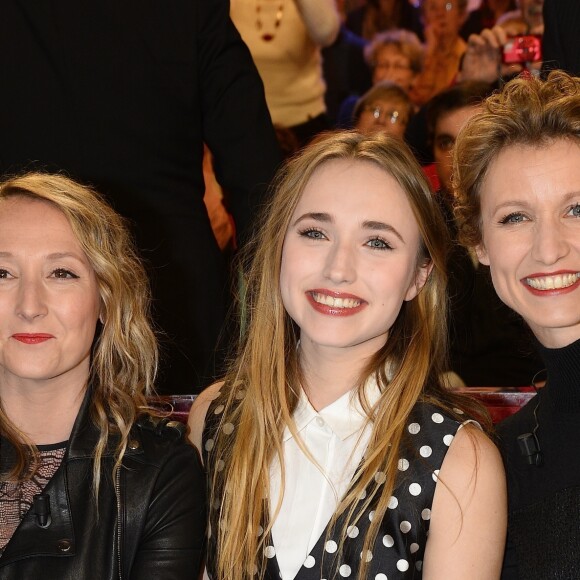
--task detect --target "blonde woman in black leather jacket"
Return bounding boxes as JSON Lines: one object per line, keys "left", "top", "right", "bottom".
{"left": 0, "top": 173, "right": 205, "bottom": 579}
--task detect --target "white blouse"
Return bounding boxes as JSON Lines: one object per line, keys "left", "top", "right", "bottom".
{"left": 269, "top": 381, "right": 381, "bottom": 580}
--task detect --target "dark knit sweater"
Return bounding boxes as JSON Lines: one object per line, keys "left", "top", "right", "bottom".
{"left": 497, "top": 337, "right": 580, "bottom": 580}
{"left": 542, "top": 0, "right": 580, "bottom": 77}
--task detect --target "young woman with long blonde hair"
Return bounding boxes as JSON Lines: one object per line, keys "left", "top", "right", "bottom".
{"left": 190, "top": 131, "right": 506, "bottom": 580}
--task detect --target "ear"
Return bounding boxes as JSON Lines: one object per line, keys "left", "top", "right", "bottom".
{"left": 404, "top": 260, "right": 434, "bottom": 302}
{"left": 475, "top": 243, "right": 490, "bottom": 266}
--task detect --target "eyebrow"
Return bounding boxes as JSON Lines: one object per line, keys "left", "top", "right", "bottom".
{"left": 292, "top": 213, "right": 405, "bottom": 242}
{"left": 0, "top": 251, "right": 87, "bottom": 262}
{"left": 292, "top": 212, "right": 332, "bottom": 226}
{"left": 491, "top": 191, "right": 580, "bottom": 212}
{"left": 362, "top": 220, "right": 404, "bottom": 242}
{"left": 45, "top": 252, "right": 86, "bottom": 261}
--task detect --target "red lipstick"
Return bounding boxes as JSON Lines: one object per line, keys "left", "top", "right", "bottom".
{"left": 12, "top": 334, "right": 54, "bottom": 344}
{"left": 306, "top": 289, "right": 367, "bottom": 316}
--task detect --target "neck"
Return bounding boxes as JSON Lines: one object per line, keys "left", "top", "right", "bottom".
{"left": 538, "top": 337, "right": 580, "bottom": 413}
{"left": 298, "top": 340, "right": 376, "bottom": 411}
{"left": 1, "top": 377, "right": 86, "bottom": 445}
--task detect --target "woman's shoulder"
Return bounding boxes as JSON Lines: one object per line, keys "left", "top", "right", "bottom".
{"left": 409, "top": 400, "right": 465, "bottom": 432}
{"left": 129, "top": 413, "right": 201, "bottom": 467}
{"left": 188, "top": 381, "right": 225, "bottom": 454}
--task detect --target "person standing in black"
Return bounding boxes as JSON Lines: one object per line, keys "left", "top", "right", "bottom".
{"left": 0, "top": 0, "right": 282, "bottom": 394}
{"left": 542, "top": 0, "right": 580, "bottom": 77}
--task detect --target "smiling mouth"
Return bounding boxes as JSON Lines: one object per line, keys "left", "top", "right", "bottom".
{"left": 525, "top": 273, "right": 580, "bottom": 291}
{"left": 310, "top": 292, "right": 362, "bottom": 309}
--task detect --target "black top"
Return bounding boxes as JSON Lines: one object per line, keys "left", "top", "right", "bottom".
{"left": 497, "top": 337, "right": 580, "bottom": 580}
{"left": 0, "top": 389, "right": 206, "bottom": 579}
{"left": 438, "top": 194, "right": 543, "bottom": 387}
{"left": 542, "top": 0, "right": 580, "bottom": 77}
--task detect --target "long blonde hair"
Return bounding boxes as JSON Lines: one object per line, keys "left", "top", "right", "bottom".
{"left": 209, "top": 131, "right": 486, "bottom": 579}
{"left": 0, "top": 172, "right": 158, "bottom": 496}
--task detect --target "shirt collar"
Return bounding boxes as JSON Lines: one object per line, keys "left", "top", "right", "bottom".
{"left": 283, "top": 376, "right": 382, "bottom": 442}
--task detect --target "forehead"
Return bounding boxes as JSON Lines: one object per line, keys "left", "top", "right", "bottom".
{"left": 0, "top": 196, "right": 80, "bottom": 247}
{"left": 481, "top": 139, "right": 580, "bottom": 206}
{"left": 368, "top": 96, "right": 407, "bottom": 108}
{"left": 423, "top": 0, "right": 462, "bottom": 10}
{"left": 435, "top": 105, "right": 480, "bottom": 137}
{"left": 295, "top": 158, "right": 417, "bottom": 222}
{"left": 376, "top": 45, "right": 408, "bottom": 60}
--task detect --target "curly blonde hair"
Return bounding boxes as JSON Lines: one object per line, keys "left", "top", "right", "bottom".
{"left": 0, "top": 172, "right": 158, "bottom": 496}
{"left": 453, "top": 71, "right": 580, "bottom": 248}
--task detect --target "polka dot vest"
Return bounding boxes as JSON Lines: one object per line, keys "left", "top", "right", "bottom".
{"left": 203, "top": 394, "right": 463, "bottom": 579}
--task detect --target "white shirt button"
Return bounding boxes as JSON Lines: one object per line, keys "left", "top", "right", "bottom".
{"left": 315, "top": 417, "right": 325, "bottom": 428}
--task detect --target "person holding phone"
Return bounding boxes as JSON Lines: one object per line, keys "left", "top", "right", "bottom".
{"left": 459, "top": 0, "right": 544, "bottom": 84}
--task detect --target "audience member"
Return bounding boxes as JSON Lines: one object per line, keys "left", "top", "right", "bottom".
{"left": 459, "top": 0, "right": 544, "bottom": 84}
{"left": 0, "top": 0, "right": 282, "bottom": 395}
{"left": 454, "top": 70, "right": 580, "bottom": 580}
{"left": 426, "top": 82, "right": 543, "bottom": 387}
{"left": 230, "top": 0, "right": 340, "bottom": 147}
{"left": 190, "top": 130, "right": 506, "bottom": 580}
{"left": 412, "top": 0, "right": 469, "bottom": 105}
{"left": 354, "top": 81, "right": 414, "bottom": 138}
{"left": 497, "top": 0, "right": 543, "bottom": 31}
{"left": 346, "top": 0, "right": 423, "bottom": 41}
{"left": 460, "top": 0, "right": 517, "bottom": 39}
{"left": 336, "top": 28, "right": 423, "bottom": 127}
{"left": 0, "top": 173, "right": 205, "bottom": 578}
{"left": 366, "top": 28, "right": 425, "bottom": 92}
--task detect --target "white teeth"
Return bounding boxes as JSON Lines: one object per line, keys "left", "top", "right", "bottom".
{"left": 526, "top": 272, "right": 580, "bottom": 290}
{"left": 311, "top": 292, "right": 361, "bottom": 308}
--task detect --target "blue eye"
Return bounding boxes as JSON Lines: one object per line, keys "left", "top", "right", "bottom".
{"left": 569, "top": 203, "right": 580, "bottom": 217}
{"left": 366, "top": 238, "right": 392, "bottom": 250}
{"left": 499, "top": 212, "right": 528, "bottom": 225}
{"left": 299, "top": 228, "right": 326, "bottom": 240}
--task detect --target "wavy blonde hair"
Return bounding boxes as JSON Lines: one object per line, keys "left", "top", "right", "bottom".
{"left": 0, "top": 172, "right": 157, "bottom": 496}
{"left": 209, "top": 131, "right": 488, "bottom": 579}
{"left": 453, "top": 71, "right": 580, "bottom": 248}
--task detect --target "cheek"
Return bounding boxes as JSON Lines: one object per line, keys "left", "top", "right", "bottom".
{"left": 356, "top": 115, "right": 373, "bottom": 133}
{"left": 389, "top": 123, "right": 407, "bottom": 140}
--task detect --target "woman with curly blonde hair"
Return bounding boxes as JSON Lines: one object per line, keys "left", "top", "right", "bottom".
{"left": 453, "top": 70, "right": 580, "bottom": 580}
{"left": 0, "top": 173, "right": 205, "bottom": 579}
{"left": 190, "top": 131, "right": 506, "bottom": 580}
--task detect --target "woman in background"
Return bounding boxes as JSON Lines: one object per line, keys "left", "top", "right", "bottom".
{"left": 0, "top": 173, "right": 205, "bottom": 579}
{"left": 190, "top": 131, "right": 506, "bottom": 579}
{"left": 230, "top": 0, "right": 340, "bottom": 147}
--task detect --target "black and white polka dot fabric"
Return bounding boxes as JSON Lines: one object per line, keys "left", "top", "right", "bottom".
{"left": 204, "top": 396, "right": 462, "bottom": 579}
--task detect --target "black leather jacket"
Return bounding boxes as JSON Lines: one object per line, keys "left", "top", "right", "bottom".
{"left": 0, "top": 391, "right": 206, "bottom": 579}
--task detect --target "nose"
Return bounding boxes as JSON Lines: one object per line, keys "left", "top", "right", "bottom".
{"left": 322, "top": 240, "right": 356, "bottom": 285}
{"left": 530, "top": 217, "right": 570, "bottom": 265}
{"left": 16, "top": 277, "right": 48, "bottom": 321}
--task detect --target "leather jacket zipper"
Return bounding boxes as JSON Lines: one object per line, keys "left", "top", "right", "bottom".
{"left": 115, "top": 468, "right": 122, "bottom": 580}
